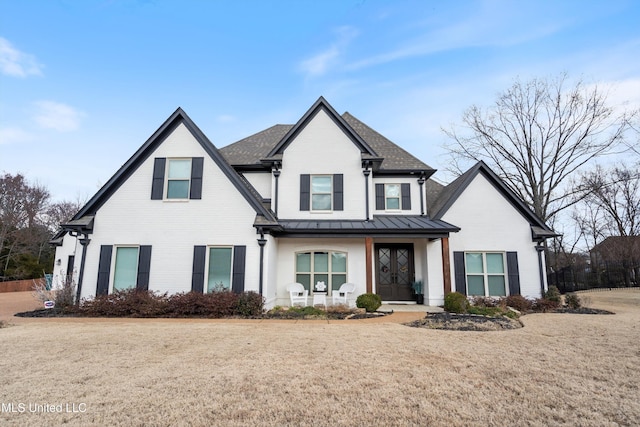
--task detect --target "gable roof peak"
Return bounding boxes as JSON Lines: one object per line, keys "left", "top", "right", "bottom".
{"left": 265, "top": 96, "right": 377, "bottom": 158}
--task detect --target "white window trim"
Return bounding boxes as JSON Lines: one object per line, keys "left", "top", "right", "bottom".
{"left": 294, "top": 250, "right": 348, "bottom": 295}
{"left": 464, "top": 251, "right": 509, "bottom": 297}
{"left": 310, "top": 175, "right": 333, "bottom": 212}
{"left": 384, "top": 183, "right": 402, "bottom": 211}
{"left": 165, "top": 158, "right": 192, "bottom": 200}
{"left": 205, "top": 246, "right": 234, "bottom": 293}
{"left": 110, "top": 245, "right": 140, "bottom": 293}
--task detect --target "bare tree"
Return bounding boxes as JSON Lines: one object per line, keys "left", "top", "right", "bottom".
{"left": 443, "top": 73, "right": 630, "bottom": 223}
{"left": 576, "top": 163, "right": 640, "bottom": 286}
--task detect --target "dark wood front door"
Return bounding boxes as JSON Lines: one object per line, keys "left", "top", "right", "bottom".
{"left": 375, "top": 244, "right": 414, "bottom": 301}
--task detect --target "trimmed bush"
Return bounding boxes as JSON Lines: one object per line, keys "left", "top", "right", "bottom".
{"left": 503, "top": 294, "right": 533, "bottom": 312}
{"left": 544, "top": 285, "right": 561, "bottom": 303}
{"left": 564, "top": 292, "right": 581, "bottom": 309}
{"left": 444, "top": 292, "right": 469, "bottom": 313}
{"left": 236, "top": 291, "right": 264, "bottom": 317}
{"left": 77, "top": 289, "right": 264, "bottom": 318}
{"left": 356, "top": 293, "right": 382, "bottom": 312}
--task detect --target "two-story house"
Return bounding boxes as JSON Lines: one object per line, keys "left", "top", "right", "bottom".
{"left": 51, "top": 97, "right": 556, "bottom": 307}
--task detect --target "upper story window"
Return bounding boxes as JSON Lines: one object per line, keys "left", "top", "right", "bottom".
{"left": 375, "top": 183, "right": 411, "bottom": 211}
{"left": 300, "top": 174, "right": 343, "bottom": 212}
{"left": 385, "top": 184, "right": 401, "bottom": 210}
{"left": 311, "top": 175, "right": 332, "bottom": 211}
{"left": 151, "top": 157, "right": 203, "bottom": 201}
{"left": 167, "top": 159, "right": 192, "bottom": 199}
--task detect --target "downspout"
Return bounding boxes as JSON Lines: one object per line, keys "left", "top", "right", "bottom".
{"left": 75, "top": 233, "right": 91, "bottom": 304}
{"left": 363, "top": 161, "right": 371, "bottom": 221}
{"left": 257, "top": 228, "right": 267, "bottom": 296}
{"left": 535, "top": 242, "right": 546, "bottom": 297}
{"left": 272, "top": 162, "right": 281, "bottom": 218}
{"left": 418, "top": 173, "right": 426, "bottom": 216}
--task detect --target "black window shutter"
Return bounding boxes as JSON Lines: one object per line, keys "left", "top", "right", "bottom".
{"left": 96, "top": 245, "right": 113, "bottom": 296}
{"left": 333, "top": 174, "right": 344, "bottom": 211}
{"left": 136, "top": 246, "right": 152, "bottom": 291}
{"left": 300, "top": 174, "right": 310, "bottom": 211}
{"left": 375, "top": 184, "right": 385, "bottom": 210}
{"left": 151, "top": 158, "right": 166, "bottom": 200}
{"left": 453, "top": 251, "right": 467, "bottom": 296}
{"left": 401, "top": 183, "right": 411, "bottom": 210}
{"left": 506, "top": 252, "right": 521, "bottom": 295}
{"left": 190, "top": 157, "right": 204, "bottom": 200}
{"left": 191, "top": 246, "right": 206, "bottom": 293}
{"left": 232, "top": 246, "right": 246, "bottom": 293}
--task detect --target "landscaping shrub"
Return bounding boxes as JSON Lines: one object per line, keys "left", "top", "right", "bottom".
{"left": 236, "top": 291, "right": 264, "bottom": 317}
{"left": 544, "top": 285, "right": 561, "bottom": 303}
{"left": 503, "top": 294, "right": 533, "bottom": 312}
{"left": 471, "top": 296, "right": 499, "bottom": 307}
{"left": 444, "top": 292, "right": 469, "bottom": 313}
{"left": 79, "top": 289, "right": 169, "bottom": 317}
{"left": 356, "top": 293, "right": 382, "bottom": 312}
{"left": 467, "top": 305, "right": 503, "bottom": 317}
{"left": 532, "top": 297, "right": 560, "bottom": 312}
{"left": 564, "top": 292, "right": 581, "bottom": 309}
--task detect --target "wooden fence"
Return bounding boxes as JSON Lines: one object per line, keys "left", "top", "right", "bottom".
{"left": 0, "top": 278, "right": 45, "bottom": 293}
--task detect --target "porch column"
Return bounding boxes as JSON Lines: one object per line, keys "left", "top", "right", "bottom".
{"left": 441, "top": 237, "right": 451, "bottom": 294}
{"left": 365, "top": 237, "right": 373, "bottom": 293}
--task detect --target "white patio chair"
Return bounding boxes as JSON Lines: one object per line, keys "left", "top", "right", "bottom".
{"left": 332, "top": 283, "right": 356, "bottom": 307}
{"left": 286, "top": 282, "right": 309, "bottom": 307}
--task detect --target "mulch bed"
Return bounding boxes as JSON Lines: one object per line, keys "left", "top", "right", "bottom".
{"left": 406, "top": 307, "right": 615, "bottom": 331}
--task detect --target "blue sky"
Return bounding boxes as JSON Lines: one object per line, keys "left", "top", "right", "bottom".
{"left": 1, "top": 0, "right": 639, "bottom": 202}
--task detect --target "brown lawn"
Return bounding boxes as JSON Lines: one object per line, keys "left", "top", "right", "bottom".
{"left": 1, "top": 289, "right": 639, "bottom": 426}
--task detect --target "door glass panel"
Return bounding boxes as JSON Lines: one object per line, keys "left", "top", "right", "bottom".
{"left": 486, "top": 253, "right": 505, "bottom": 274}
{"left": 488, "top": 276, "right": 506, "bottom": 296}
{"left": 466, "top": 253, "right": 484, "bottom": 274}
{"left": 396, "top": 248, "right": 411, "bottom": 285}
{"left": 378, "top": 248, "right": 391, "bottom": 284}
{"left": 113, "top": 247, "right": 138, "bottom": 291}
{"left": 207, "top": 247, "right": 232, "bottom": 292}
{"left": 331, "top": 252, "right": 347, "bottom": 272}
{"left": 467, "top": 275, "right": 485, "bottom": 296}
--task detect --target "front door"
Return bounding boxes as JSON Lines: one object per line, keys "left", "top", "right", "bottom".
{"left": 375, "top": 244, "right": 414, "bottom": 301}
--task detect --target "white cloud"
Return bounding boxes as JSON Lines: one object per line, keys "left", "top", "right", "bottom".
{"left": 298, "top": 26, "right": 358, "bottom": 77}
{"left": 0, "top": 127, "right": 33, "bottom": 145}
{"left": 0, "top": 37, "right": 43, "bottom": 77}
{"left": 33, "top": 101, "right": 85, "bottom": 132}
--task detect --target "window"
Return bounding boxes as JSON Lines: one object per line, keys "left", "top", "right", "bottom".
{"left": 113, "top": 247, "right": 139, "bottom": 291}
{"left": 206, "top": 247, "right": 233, "bottom": 292}
{"left": 375, "top": 183, "right": 411, "bottom": 210}
{"left": 300, "top": 174, "right": 343, "bottom": 212}
{"left": 166, "top": 159, "right": 192, "bottom": 199}
{"left": 311, "top": 176, "right": 332, "bottom": 211}
{"left": 385, "top": 184, "right": 401, "bottom": 210}
{"left": 295, "top": 251, "right": 347, "bottom": 294}
{"left": 465, "top": 252, "right": 507, "bottom": 296}
{"left": 151, "top": 157, "right": 203, "bottom": 201}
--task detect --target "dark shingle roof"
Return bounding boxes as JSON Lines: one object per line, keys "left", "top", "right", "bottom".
{"left": 341, "top": 112, "right": 433, "bottom": 172}
{"left": 220, "top": 124, "right": 293, "bottom": 166}
{"left": 219, "top": 105, "right": 434, "bottom": 172}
